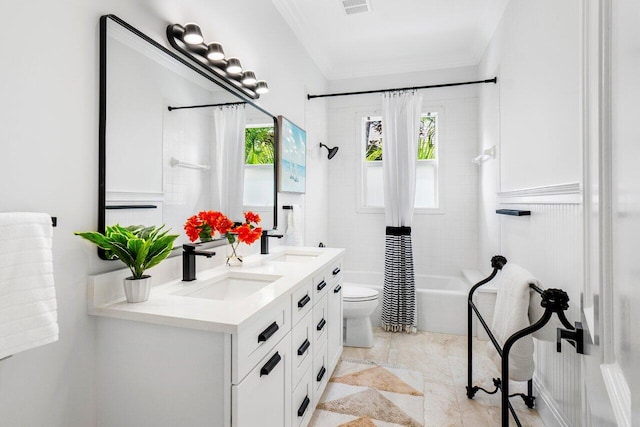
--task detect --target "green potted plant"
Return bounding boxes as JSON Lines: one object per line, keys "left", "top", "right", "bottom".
{"left": 75, "top": 224, "right": 179, "bottom": 302}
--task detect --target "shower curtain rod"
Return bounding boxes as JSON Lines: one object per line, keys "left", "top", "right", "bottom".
{"left": 167, "top": 101, "right": 246, "bottom": 111}
{"left": 307, "top": 77, "right": 497, "bottom": 100}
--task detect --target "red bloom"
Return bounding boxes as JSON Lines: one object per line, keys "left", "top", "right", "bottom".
{"left": 184, "top": 214, "right": 202, "bottom": 242}
{"left": 233, "top": 224, "right": 262, "bottom": 245}
{"left": 184, "top": 210, "right": 234, "bottom": 242}
{"left": 244, "top": 211, "right": 261, "bottom": 225}
{"left": 215, "top": 215, "right": 235, "bottom": 235}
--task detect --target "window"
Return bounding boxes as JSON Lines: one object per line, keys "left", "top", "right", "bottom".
{"left": 243, "top": 124, "right": 274, "bottom": 206}
{"left": 361, "top": 112, "right": 439, "bottom": 210}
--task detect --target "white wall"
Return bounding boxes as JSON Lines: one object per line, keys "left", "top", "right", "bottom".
{"left": 0, "top": 1, "right": 327, "bottom": 425}
{"left": 326, "top": 66, "right": 480, "bottom": 277}
{"left": 610, "top": 0, "right": 640, "bottom": 424}
{"left": 478, "top": 0, "right": 586, "bottom": 425}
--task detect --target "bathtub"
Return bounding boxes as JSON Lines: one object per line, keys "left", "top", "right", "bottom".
{"left": 344, "top": 271, "right": 476, "bottom": 336}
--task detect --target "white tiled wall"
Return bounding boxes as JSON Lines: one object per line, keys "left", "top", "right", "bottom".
{"left": 327, "top": 90, "right": 479, "bottom": 276}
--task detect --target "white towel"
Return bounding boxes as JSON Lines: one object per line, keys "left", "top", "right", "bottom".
{"left": 283, "top": 205, "right": 303, "bottom": 246}
{"left": 487, "top": 263, "right": 536, "bottom": 381}
{"left": 0, "top": 213, "right": 58, "bottom": 359}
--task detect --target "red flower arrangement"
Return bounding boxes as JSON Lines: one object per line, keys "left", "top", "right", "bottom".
{"left": 184, "top": 210, "right": 262, "bottom": 265}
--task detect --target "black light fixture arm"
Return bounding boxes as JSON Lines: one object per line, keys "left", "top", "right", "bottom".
{"left": 307, "top": 77, "right": 497, "bottom": 100}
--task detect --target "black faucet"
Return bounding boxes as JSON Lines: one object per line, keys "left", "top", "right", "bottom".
{"left": 260, "top": 230, "right": 284, "bottom": 254}
{"left": 182, "top": 244, "right": 216, "bottom": 281}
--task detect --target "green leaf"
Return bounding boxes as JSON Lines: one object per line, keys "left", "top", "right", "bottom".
{"left": 75, "top": 223, "right": 178, "bottom": 279}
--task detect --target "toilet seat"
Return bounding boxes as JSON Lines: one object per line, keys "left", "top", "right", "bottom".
{"left": 343, "top": 284, "right": 379, "bottom": 302}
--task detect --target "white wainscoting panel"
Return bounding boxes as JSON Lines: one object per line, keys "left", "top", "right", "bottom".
{"left": 498, "top": 203, "right": 584, "bottom": 426}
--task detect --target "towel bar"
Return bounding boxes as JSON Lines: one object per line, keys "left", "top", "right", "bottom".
{"left": 467, "top": 256, "right": 583, "bottom": 427}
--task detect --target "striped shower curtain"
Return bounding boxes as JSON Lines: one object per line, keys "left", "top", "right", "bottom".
{"left": 380, "top": 90, "right": 422, "bottom": 333}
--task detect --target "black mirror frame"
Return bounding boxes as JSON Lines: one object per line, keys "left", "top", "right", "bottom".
{"left": 98, "top": 14, "right": 278, "bottom": 260}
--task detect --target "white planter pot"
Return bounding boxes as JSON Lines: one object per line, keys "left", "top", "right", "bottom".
{"left": 123, "top": 276, "right": 151, "bottom": 303}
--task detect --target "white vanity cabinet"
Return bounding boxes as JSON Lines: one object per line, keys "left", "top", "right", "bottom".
{"left": 233, "top": 333, "right": 292, "bottom": 427}
{"left": 89, "top": 247, "right": 344, "bottom": 427}
{"left": 327, "top": 258, "right": 344, "bottom": 371}
{"left": 287, "top": 261, "right": 343, "bottom": 427}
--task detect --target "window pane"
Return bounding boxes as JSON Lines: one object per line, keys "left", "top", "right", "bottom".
{"left": 243, "top": 164, "right": 274, "bottom": 206}
{"left": 245, "top": 126, "right": 275, "bottom": 164}
{"left": 365, "top": 165, "right": 384, "bottom": 207}
{"left": 415, "top": 162, "right": 436, "bottom": 208}
{"left": 364, "top": 118, "right": 382, "bottom": 161}
{"left": 418, "top": 114, "right": 436, "bottom": 160}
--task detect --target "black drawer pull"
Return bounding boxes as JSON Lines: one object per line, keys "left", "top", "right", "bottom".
{"left": 317, "top": 280, "right": 327, "bottom": 291}
{"left": 297, "top": 339, "right": 310, "bottom": 356}
{"left": 260, "top": 352, "right": 281, "bottom": 377}
{"left": 297, "top": 395, "right": 310, "bottom": 417}
{"left": 317, "top": 366, "right": 326, "bottom": 382}
{"left": 258, "top": 321, "right": 279, "bottom": 343}
{"left": 333, "top": 284, "right": 342, "bottom": 293}
{"left": 332, "top": 267, "right": 341, "bottom": 275}
{"left": 297, "top": 294, "right": 311, "bottom": 308}
{"left": 316, "top": 318, "right": 326, "bottom": 331}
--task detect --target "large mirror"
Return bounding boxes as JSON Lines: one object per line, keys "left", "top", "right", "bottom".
{"left": 99, "top": 15, "right": 276, "bottom": 255}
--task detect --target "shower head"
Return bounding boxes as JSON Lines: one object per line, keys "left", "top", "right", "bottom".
{"left": 319, "top": 142, "right": 339, "bottom": 159}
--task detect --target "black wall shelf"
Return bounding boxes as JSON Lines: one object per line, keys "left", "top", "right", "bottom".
{"left": 496, "top": 209, "right": 531, "bottom": 216}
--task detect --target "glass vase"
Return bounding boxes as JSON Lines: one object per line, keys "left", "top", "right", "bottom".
{"left": 226, "top": 242, "right": 243, "bottom": 267}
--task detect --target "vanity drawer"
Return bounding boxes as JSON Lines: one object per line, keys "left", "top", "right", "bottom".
{"left": 291, "top": 310, "right": 313, "bottom": 388}
{"left": 312, "top": 339, "right": 329, "bottom": 407}
{"left": 328, "top": 258, "right": 343, "bottom": 283}
{"left": 291, "top": 279, "right": 313, "bottom": 327}
{"left": 312, "top": 294, "right": 328, "bottom": 346}
{"left": 234, "top": 298, "right": 291, "bottom": 383}
{"left": 313, "top": 272, "right": 329, "bottom": 302}
{"left": 291, "top": 365, "right": 313, "bottom": 427}
{"left": 233, "top": 333, "right": 291, "bottom": 427}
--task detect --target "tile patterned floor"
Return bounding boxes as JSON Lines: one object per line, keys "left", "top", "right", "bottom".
{"left": 313, "top": 328, "right": 544, "bottom": 427}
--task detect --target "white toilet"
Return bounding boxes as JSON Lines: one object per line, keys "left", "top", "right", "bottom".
{"left": 342, "top": 284, "right": 380, "bottom": 348}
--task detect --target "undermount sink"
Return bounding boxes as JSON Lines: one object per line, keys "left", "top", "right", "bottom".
{"left": 171, "top": 272, "right": 282, "bottom": 302}
{"left": 268, "top": 251, "right": 322, "bottom": 263}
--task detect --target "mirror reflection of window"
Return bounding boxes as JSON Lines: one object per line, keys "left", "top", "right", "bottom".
{"left": 243, "top": 124, "right": 275, "bottom": 223}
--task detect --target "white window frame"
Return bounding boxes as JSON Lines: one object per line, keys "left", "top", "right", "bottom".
{"left": 356, "top": 106, "right": 444, "bottom": 214}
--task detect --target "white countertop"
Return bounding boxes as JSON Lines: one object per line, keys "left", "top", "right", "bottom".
{"left": 88, "top": 246, "right": 345, "bottom": 334}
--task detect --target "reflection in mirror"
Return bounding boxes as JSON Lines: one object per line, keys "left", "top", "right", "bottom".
{"left": 100, "top": 15, "right": 276, "bottom": 256}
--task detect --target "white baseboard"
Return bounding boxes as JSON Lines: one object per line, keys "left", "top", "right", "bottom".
{"left": 534, "top": 375, "right": 570, "bottom": 427}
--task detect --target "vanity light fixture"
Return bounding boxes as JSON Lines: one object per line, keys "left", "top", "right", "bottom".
{"left": 226, "top": 57, "right": 242, "bottom": 74}
{"left": 206, "top": 42, "right": 225, "bottom": 61}
{"left": 182, "top": 23, "right": 204, "bottom": 45}
{"left": 320, "top": 142, "right": 339, "bottom": 159}
{"left": 167, "top": 22, "right": 268, "bottom": 99}
{"left": 241, "top": 71, "right": 257, "bottom": 85}
{"left": 255, "top": 80, "right": 269, "bottom": 95}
